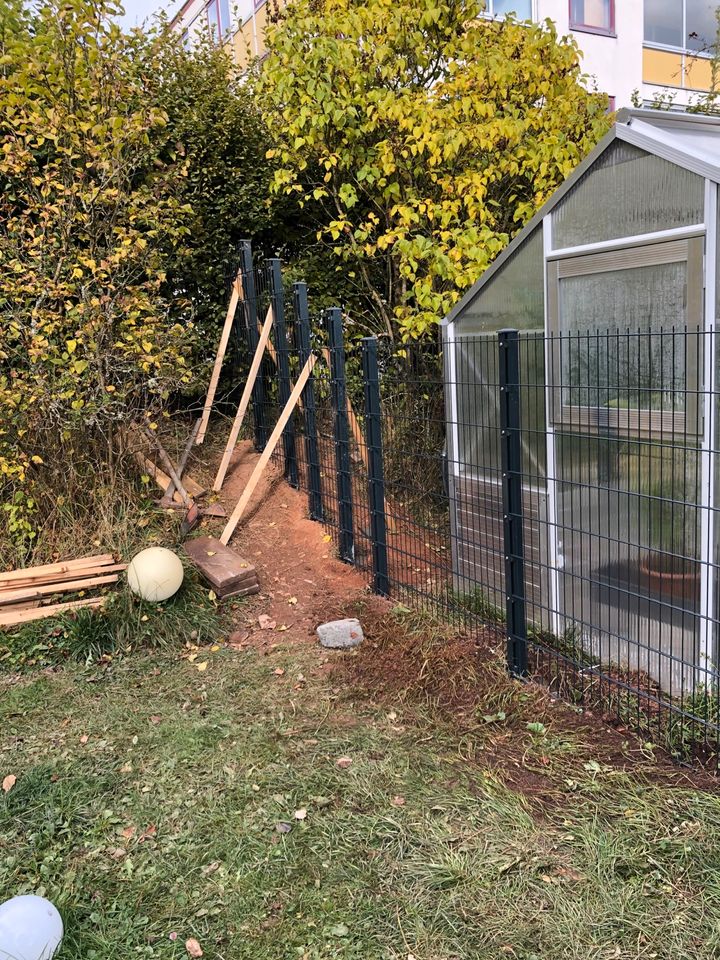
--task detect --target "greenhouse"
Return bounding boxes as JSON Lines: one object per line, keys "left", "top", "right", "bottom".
{"left": 443, "top": 108, "right": 720, "bottom": 694}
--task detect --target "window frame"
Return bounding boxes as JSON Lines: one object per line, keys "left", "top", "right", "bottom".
{"left": 546, "top": 236, "right": 704, "bottom": 440}
{"left": 569, "top": 0, "right": 616, "bottom": 38}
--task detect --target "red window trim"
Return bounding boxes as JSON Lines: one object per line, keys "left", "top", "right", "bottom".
{"left": 569, "top": 0, "right": 616, "bottom": 37}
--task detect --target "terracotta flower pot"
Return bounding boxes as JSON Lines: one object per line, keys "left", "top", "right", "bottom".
{"left": 640, "top": 551, "right": 699, "bottom": 603}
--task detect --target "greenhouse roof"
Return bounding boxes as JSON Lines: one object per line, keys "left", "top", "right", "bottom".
{"left": 443, "top": 108, "right": 720, "bottom": 327}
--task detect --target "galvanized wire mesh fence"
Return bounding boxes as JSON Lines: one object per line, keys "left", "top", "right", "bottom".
{"left": 228, "top": 247, "right": 720, "bottom": 769}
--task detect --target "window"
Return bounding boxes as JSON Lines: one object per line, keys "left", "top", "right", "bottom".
{"left": 570, "top": 0, "right": 614, "bottom": 34}
{"left": 645, "top": 0, "right": 720, "bottom": 53}
{"left": 205, "top": 0, "right": 231, "bottom": 39}
{"left": 483, "top": 0, "right": 533, "bottom": 18}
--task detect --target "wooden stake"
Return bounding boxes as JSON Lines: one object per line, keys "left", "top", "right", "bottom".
{"left": 214, "top": 305, "right": 274, "bottom": 492}
{"left": 133, "top": 452, "right": 204, "bottom": 501}
{"left": 196, "top": 272, "right": 243, "bottom": 445}
{"left": 142, "top": 428, "right": 192, "bottom": 507}
{"left": 221, "top": 354, "right": 317, "bottom": 545}
{"left": 0, "top": 596, "right": 106, "bottom": 628}
{"left": 163, "top": 419, "right": 201, "bottom": 504}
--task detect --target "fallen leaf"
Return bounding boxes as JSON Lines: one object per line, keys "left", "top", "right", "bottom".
{"left": 278, "top": 624, "right": 289, "bottom": 631}
{"left": 258, "top": 614, "right": 276, "bottom": 630}
{"left": 391, "top": 795, "right": 406, "bottom": 807}
{"left": 2, "top": 775, "right": 16, "bottom": 793}
{"left": 197, "top": 661, "right": 208, "bottom": 672}
{"left": 322, "top": 534, "right": 332, "bottom": 542}
{"left": 149, "top": 715, "right": 161, "bottom": 725}
{"left": 275, "top": 821, "right": 292, "bottom": 833}
{"left": 79, "top": 735, "right": 89, "bottom": 745}
{"left": 210, "top": 644, "right": 220, "bottom": 652}
{"left": 294, "top": 808, "right": 307, "bottom": 820}
{"left": 169, "top": 932, "right": 178, "bottom": 941}
{"left": 335, "top": 756, "right": 353, "bottom": 769}
{"left": 208, "top": 590, "right": 217, "bottom": 602}
{"left": 287, "top": 596, "right": 297, "bottom": 605}
{"left": 205, "top": 551, "right": 216, "bottom": 557}
{"left": 185, "top": 938, "right": 203, "bottom": 958}
{"left": 121, "top": 825, "right": 136, "bottom": 839}
{"left": 273, "top": 667, "right": 285, "bottom": 676}
{"left": 139, "top": 824, "right": 157, "bottom": 842}
{"left": 140, "top": 614, "right": 149, "bottom": 622}
{"left": 201, "top": 861, "right": 220, "bottom": 876}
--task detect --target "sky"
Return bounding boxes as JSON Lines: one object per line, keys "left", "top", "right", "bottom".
{"left": 115, "top": 0, "right": 172, "bottom": 29}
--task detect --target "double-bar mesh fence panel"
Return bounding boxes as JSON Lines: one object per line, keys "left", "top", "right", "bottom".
{"left": 227, "top": 249, "right": 720, "bottom": 769}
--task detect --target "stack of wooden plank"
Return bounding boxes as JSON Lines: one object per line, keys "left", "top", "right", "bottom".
{"left": 0, "top": 554, "right": 126, "bottom": 628}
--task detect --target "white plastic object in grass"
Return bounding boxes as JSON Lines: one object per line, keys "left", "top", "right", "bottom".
{"left": 0, "top": 894, "right": 63, "bottom": 960}
{"left": 127, "top": 547, "right": 184, "bottom": 602}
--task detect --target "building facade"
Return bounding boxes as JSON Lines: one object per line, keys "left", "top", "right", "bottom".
{"left": 170, "top": 0, "right": 720, "bottom": 109}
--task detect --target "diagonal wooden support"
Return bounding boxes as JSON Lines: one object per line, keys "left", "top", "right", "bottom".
{"left": 213, "top": 305, "right": 274, "bottom": 493}
{"left": 196, "top": 271, "right": 243, "bottom": 445}
{"left": 220, "top": 354, "right": 317, "bottom": 545}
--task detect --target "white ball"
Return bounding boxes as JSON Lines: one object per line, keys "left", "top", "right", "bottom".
{"left": 0, "top": 895, "right": 63, "bottom": 960}
{"left": 127, "top": 547, "right": 184, "bottom": 602}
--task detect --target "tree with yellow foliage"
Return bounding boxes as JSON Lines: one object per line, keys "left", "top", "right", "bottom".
{"left": 260, "top": 0, "right": 612, "bottom": 341}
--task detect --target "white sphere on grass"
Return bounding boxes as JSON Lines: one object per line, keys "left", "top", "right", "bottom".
{"left": 127, "top": 547, "right": 184, "bottom": 602}
{"left": 0, "top": 894, "right": 63, "bottom": 960}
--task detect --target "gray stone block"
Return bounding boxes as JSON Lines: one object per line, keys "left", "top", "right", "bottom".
{"left": 317, "top": 618, "right": 364, "bottom": 649}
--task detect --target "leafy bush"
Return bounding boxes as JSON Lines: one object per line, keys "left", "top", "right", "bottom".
{"left": 260, "top": 0, "right": 612, "bottom": 340}
{"left": 0, "top": 0, "right": 282, "bottom": 559}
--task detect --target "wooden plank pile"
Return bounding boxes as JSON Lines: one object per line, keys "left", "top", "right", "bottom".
{"left": 0, "top": 554, "right": 126, "bottom": 628}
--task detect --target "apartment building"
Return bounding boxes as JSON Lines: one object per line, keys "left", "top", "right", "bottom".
{"left": 170, "top": 0, "right": 720, "bottom": 109}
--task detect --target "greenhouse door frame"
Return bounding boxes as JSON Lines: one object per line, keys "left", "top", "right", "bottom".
{"left": 542, "top": 201, "right": 717, "bottom": 681}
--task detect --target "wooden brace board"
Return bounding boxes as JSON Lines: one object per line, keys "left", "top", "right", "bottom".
{"left": 220, "top": 354, "right": 318, "bottom": 545}
{"left": 196, "top": 272, "right": 243, "bottom": 445}
{"left": 213, "top": 305, "right": 274, "bottom": 492}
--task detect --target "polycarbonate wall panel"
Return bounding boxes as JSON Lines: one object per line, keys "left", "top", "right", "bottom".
{"left": 454, "top": 333, "right": 546, "bottom": 480}
{"left": 454, "top": 227, "right": 544, "bottom": 334}
{"left": 552, "top": 141, "right": 705, "bottom": 250}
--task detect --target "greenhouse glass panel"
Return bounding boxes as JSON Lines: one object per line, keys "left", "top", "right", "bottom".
{"left": 455, "top": 227, "right": 544, "bottom": 334}
{"left": 552, "top": 142, "right": 705, "bottom": 249}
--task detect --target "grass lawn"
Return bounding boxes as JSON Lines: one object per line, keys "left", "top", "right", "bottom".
{"left": 2, "top": 604, "right": 720, "bottom": 960}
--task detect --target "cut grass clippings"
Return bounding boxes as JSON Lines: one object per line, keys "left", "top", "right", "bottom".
{"left": 2, "top": 604, "right": 720, "bottom": 959}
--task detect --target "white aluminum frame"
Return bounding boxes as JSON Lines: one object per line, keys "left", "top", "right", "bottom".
{"left": 698, "top": 178, "right": 717, "bottom": 685}
{"left": 542, "top": 214, "right": 562, "bottom": 635}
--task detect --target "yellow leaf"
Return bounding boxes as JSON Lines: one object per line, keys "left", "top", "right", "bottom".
{"left": 197, "top": 661, "right": 208, "bottom": 672}
{"left": 30, "top": 455, "right": 43, "bottom": 464}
